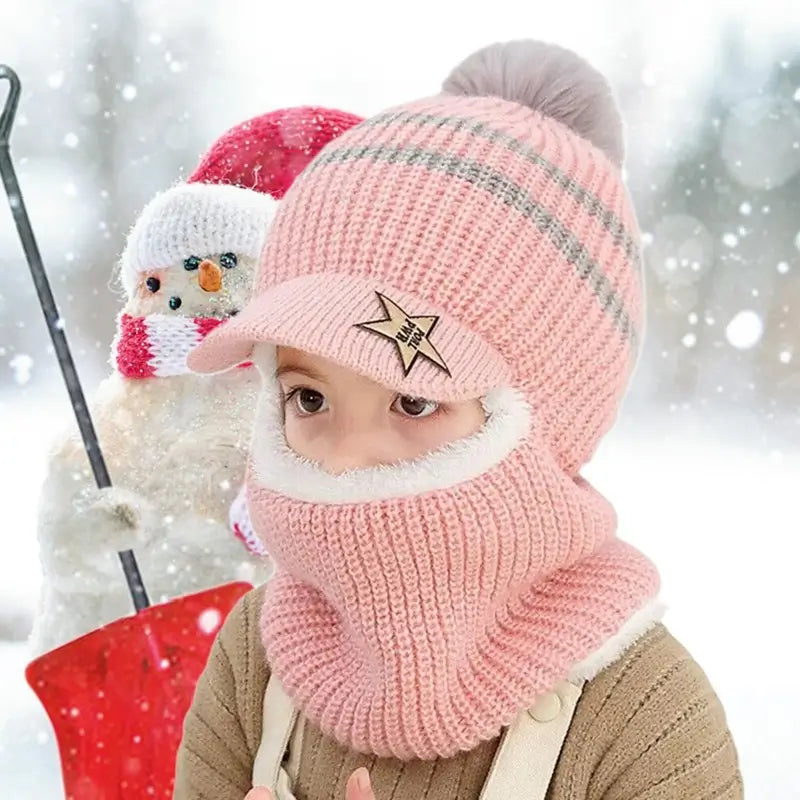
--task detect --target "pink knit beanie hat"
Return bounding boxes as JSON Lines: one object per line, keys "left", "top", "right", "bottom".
{"left": 189, "top": 41, "right": 643, "bottom": 474}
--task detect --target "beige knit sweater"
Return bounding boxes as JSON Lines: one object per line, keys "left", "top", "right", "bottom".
{"left": 173, "top": 587, "right": 743, "bottom": 800}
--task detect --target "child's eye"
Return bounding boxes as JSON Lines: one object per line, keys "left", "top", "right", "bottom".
{"left": 393, "top": 395, "right": 439, "bottom": 419}
{"left": 286, "top": 387, "right": 328, "bottom": 416}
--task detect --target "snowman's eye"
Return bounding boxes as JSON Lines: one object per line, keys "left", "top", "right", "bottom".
{"left": 183, "top": 255, "right": 201, "bottom": 271}
{"left": 220, "top": 252, "right": 238, "bottom": 269}
{"left": 145, "top": 277, "right": 161, "bottom": 293}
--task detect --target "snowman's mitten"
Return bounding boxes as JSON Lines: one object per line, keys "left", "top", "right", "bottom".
{"left": 72, "top": 485, "right": 159, "bottom": 552}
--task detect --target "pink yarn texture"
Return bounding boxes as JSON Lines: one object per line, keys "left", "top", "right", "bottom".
{"left": 190, "top": 91, "right": 660, "bottom": 760}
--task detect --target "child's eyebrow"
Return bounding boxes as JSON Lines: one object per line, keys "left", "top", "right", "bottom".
{"left": 274, "top": 363, "right": 328, "bottom": 383}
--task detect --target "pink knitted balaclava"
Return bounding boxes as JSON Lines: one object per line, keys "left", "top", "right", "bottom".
{"left": 189, "top": 40, "right": 661, "bottom": 760}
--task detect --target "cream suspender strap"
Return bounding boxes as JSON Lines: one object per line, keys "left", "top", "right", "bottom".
{"left": 479, "top": 680, "right": 585, "bottom": 800}
{"left": 252, "top": 673, "right": 583, "bottom": 800}
{"left": 252, "top": 673, "right": 301, "bottom": 799}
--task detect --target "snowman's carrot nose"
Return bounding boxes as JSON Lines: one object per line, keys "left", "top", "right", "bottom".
{"left": 198, "top": 259, "right": 222, "bottom": 292}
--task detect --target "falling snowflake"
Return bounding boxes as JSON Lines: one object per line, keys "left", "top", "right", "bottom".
{"left": 725, "top": 310, "right": 763, "bottom": 349}
{"left": 197, "top": 608, "right": 222, "bottom": 635}
{"left": 79, "top": 92, "right": 101, "bottom": 116}
{"left": 10, "top": 354, "right": 33, "bottom": 385}
{"left": 648, "top": 214, "right": 714, "bottom": 288}
{"left": 721, "top": 95, "right": 800, "bottom": 189}
{"left": 641, "top": 66, "right": 658, "bottom": 87}
{"left": 722, "top": 233, "right": 739, "bottom": 248}
{"left": 121, "top": 84, "right": 137, "bottom": 101}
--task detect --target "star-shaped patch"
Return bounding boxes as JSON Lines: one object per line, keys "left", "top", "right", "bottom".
{"left": 355, "top": 292, "right": 451, "bottom": 377}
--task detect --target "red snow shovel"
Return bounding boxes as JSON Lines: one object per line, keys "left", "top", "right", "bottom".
{"left": 1, "top": 66, "right": 252, "bottom": 799}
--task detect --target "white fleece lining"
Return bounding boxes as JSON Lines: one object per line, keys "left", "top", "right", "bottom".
{"left": 250, "top": 343, "right": 532, "bottom": 505}
{"left": 568, "top": 598, "right": 668, "bottom": 682}
{"left": 251, "top": 343, "right": 665, "bottom": 681}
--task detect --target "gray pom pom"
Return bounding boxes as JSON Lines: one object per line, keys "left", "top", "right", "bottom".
{"left": 442, "top": 40, "right": 625, "bottom": 168}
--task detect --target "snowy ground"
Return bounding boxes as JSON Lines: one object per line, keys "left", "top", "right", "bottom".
{"left": 0, "top": 397, "right": 797, "bottom": 798}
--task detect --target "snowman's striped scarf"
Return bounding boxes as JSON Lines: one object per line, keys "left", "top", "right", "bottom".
{"left": 113, "top": 313, "right": 251, "bottom": 378}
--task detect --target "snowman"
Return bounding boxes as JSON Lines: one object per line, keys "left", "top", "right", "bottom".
{"left": 30, "top": 106, "right": 364, "bottom": 654}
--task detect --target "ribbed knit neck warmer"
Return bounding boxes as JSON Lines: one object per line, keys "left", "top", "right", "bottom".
{"left": 188, "top": 41, "right": 663, "bottom": 761}
{"left": 242, "top": 346, "right": 659, "bottom": 760}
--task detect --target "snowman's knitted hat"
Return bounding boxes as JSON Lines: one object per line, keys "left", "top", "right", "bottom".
{"left": 120, "top": 106, "right": 364, "bottom": 295}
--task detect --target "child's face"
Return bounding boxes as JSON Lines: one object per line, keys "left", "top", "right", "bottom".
{"left": 275, "top": 346, "right": 486, "bottom": 474}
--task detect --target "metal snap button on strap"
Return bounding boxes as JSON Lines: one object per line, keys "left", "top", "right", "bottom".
{"left": 529, "top": 690, "right": 563, "bottom": 722}
{"left": 479, "top": 680, "right": 585, "bottom": 800}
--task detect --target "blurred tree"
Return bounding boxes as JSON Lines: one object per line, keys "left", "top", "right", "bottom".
{"left": 637, "top": 25, "right": 800, "bottom": 434}
{"left": 0, "top": 0, "right": 219, "bottom": 393}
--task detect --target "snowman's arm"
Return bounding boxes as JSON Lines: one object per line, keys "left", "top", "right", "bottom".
{"left": 36, "top": 434, "right": 161, "bottom": 578}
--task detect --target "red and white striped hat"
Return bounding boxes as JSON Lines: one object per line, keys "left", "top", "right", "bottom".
{"left": 120, "top": 106, "right": 364, "bottom": 295}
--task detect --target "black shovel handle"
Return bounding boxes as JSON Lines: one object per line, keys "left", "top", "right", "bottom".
{"left": 0, "top": 65, "right": 149, "bottom": 612}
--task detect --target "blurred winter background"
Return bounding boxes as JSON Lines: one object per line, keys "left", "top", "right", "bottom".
{"left": 0, "top": 0, "right": 798, "bottom": 796}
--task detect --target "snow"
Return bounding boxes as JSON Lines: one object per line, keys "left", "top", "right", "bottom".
{"left": 0, "top": 641, "right": 63, "bottom": 797}
{"left": 720, "top": 96, "right": 800, "bottom": 190}
{"left": 723, "top": 232, "right": 739, "bottom": 247}
{"left": 725, "top": 310, "right": 764, "bottom": 349}
{"left": 197, "top": 608, "right": 222, "bottom": 635}
{"left": 46, "top": 71, "right": 64, "bottom": 90}
{"left": 647, "top": 214, "right": 713, "bottom": 287}
{"left": 9, "top": 354, "right": 34, "bottom": 385}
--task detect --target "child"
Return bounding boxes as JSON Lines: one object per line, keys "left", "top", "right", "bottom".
{"left": 176, "top": 39, "right": 743, "bottom": 799}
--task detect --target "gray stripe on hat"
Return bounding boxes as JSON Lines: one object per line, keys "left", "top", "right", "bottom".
{"left": 365, "top": 110, "right": 641, "bottom": 268}
{"left": 309, "top": 144, "right": 639, "bottom": 345}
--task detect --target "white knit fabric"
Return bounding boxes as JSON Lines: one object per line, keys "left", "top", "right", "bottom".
{"left": 121, "top": 182, "right": 278, "bottom": 293}
{"left": 229, "top": 483, "right": 269, "bottom": 557}
{"left": 145, "top": 314, "right": 207, "bottom": 376}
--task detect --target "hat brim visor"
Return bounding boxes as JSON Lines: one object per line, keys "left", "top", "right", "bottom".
{"left": 187, "top": 273, "right": 511, "bottom": 402}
